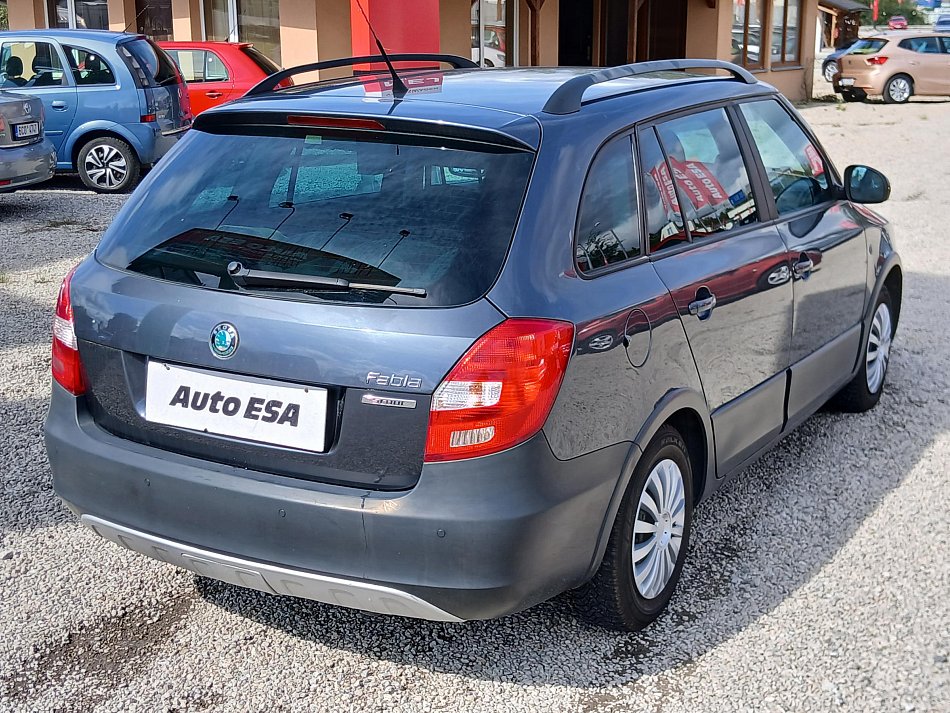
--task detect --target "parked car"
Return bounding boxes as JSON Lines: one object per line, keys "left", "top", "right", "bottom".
{"left": 0, "top": 30, "right": 191, "bottom": 192}
{"left": 835, "top": 31, "right": 950, "bottom": 103}
{"left": 888, "top": 16, "right": 909, "bottom": 30}
{"left": 46, "top": 55, "right": 902, "bottom": 632}
{"left": 821, "top": 41, "right": 857, "bottom": 83}
{"left": 159, "top": 41, "right": 288, "bottom": 115}
{"left": 934, "top": 14, "right": 950, "bottom": 32}
{"left": 0, "top": 89, "right": 56, "bottom": 191}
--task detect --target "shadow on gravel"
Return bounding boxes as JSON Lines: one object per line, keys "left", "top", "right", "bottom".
{"left": 190, "top": 273, "right": 948, "bottom": 694}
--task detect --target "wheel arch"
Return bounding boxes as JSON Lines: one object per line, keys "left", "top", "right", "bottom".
{"left": 67, "top": 124, "right": 142, "bottom": 170}
{"left": 580, "top": 388, "right": 714, "bottom": 582}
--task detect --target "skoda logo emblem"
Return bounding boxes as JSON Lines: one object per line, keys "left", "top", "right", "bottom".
{"left": 210, "top": 323, "right": 239, "bottom": 359}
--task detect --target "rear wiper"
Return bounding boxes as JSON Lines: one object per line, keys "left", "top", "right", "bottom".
{"left": 227, "top": 262, "right": 427, "bottom": 298}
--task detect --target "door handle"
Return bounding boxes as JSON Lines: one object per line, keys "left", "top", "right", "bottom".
{"left": 51, "top": 100, "right": 68, "bottom": 110}
{"left": 205, "top": 91, "right": 223, "bottom": 98}
{"left": 793, "top": 255, "right": 814, "bottom": 279}
{"left": 688, "top": 291, "right": 717, "bottom": 319}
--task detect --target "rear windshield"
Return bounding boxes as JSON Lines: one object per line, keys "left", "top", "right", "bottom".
{"left": 850, "top": 39, "right": 888, "bottom": 55}
{"left": 242, "top": 46, "right": 281, "bottom": 75}
{"left": 96, "top": 128, "right": 534, "bottom": 307}
{"left": 120, "top": 38, "right": 180, "bottom": 87}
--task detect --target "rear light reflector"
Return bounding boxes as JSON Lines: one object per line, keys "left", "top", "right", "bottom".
{"left": 287, "top": 115, "right": 385, "bottom": 130}
{"left": 424, "top": 319, "right": 575, "bottom": 463}
{"left": 51, "top": 265, "right": 86, "bottom": 396}
{"left": 865, "top": 56, "right": 888, "bottom": 66}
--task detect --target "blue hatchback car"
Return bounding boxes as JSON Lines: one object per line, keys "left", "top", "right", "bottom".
{"left": 0, "top": 30, "right": 191, "bottom": 192}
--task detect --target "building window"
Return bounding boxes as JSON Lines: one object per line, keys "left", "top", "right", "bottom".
{"left": 46, "top": 0, "right": 109, "bottom": 30}
{"left": 135, "top": 0, "right": 173, "bottom": 41}
{"left": 471, "top": 0, "right": 516, "bottom": 67}
{"left": 771, "top": 0, "right": 801, "bottom": 66}
{"left": 203, "top": 0, "right": 281, "bottom": 64}
{"left": 732, "top": 0, "right": 767, "bottom": 69}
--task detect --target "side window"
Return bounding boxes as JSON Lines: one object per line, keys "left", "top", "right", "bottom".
{"left": 740, "top": 100, "right": 833, "bottom": 215}
{"left": 655, "top": 108, "right": 758, "bottom": 239}
{"left": 574, "top": 136, "right": 641, "bottom": 274}
{"left": 638, "top": 127, "right": 688, "bottom": 254}
{"left": 167, "top": 50, "right": 205, "bottom": 82}
{"left": 206, "top": 52, "right": 229, "bottom": 82}
{"left": 65, "top": 46, "right": 116, "bottom": 86}
{"left": 941, "top": 37, "right": 950, "bottom": 54}
{"left": 899, "top": 37, "right": 941, "bottom": 54}
{"left": 0, "top": 42, "right": 67, "bottom": 88}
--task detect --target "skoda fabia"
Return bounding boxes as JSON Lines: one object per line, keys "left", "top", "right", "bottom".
{"left": 45, "top": 55, "right": 901, "bottom": 631}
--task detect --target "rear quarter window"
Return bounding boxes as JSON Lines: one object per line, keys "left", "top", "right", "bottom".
{"left": 120, "top": 39, "right": 179, "bottom": 87}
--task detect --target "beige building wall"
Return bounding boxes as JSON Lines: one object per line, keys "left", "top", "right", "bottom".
{"left": 278, "top": 0, "right": 351, "bottom": 78}
{"left": 439, "top": 0, "right": 470, "bottom": 57}
{"left": 171, "top": 0, "right": 203, "bottom": 40}
{"left": 518, "top": 0, "right": 558, "bottom": 65}
{"left": 7, "top": 0, "right": 45, "bottom": 29}
{"left": 106, "top": 0, "right": 135, "bottom": 32}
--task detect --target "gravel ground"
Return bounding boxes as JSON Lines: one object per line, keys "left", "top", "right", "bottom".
{"left": 1, "top": 100, "right": 949, "bottom": 712}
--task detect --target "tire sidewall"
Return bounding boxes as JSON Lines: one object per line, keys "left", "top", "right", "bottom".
{"left": 859, "top": 287, "right": 894, "bottom": 403}
{"left": 885, "top": 75, "right": 911, "bottom": 104}
{"left": 617, "top": 428, "right": 694, "bottom": 621}
{"left": 78, "top": 138, "right": 138, "bottom": 193}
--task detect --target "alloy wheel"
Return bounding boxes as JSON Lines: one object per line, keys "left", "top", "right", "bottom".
{"left": 83, "top": 144, "right": 129, "bottom": 190}
{"left": 823, "top": 61, "right": 837, "bottom": 83}
{"left": 888, "top": 77, "right": 911, "bottom": 103}
{"left": 633, "top": 458, "right": 686, "bottom": 600}
{"left": 866, "top": 302, "right": 892, "bottom": 394}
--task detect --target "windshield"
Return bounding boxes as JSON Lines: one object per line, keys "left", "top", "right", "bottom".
{"left": 850, "top": 39, "right": 888, "bottom": 55}
{"left": 96, "top": 128, "right": 534, "bottom": 307}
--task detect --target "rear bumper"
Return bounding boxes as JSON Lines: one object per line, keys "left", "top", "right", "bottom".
{"left": 46, "top": 383, "right": 627, "bottom": 621}
{"left": 0, "top": 139, "right": 56, "bottom": 191}
{"left": 834, "top": 70, "right": 885, "bottom": 95}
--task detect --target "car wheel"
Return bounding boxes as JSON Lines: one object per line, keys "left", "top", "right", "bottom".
{"left": 575, "top": 425, "right": 693, "bottom": 631}
{"left": 831, "top": 287, "right": 894, "bottom": 413}
{"left": 840, "top": 88, "right": 866, "bottom": 103}
{"left": 884, "top": 75, "right": 913, "bottom": 104}
{"left": 823, "top": 60, "right": 838, "bottom": 83}
{"left": 77, "top": 137, "right": 141, "bottom": 194}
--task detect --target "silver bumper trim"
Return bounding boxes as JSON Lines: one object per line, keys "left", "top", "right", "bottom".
{"left": 80, "top": 515, "right": 464, "bottom": 622}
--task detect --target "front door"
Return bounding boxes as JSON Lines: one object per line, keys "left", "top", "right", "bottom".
{"left": 897, "top": 36, "right": 945, "bottom": 94}
{"left": 165, "top": 48, "right": 236, "bottom": 115}
{"left": 638, "top": 107, "right": 793, "bottom": 477}
{"left": 0, "top": 39, "right": 77, "bottom": 160}
{"left": 737, "top": 98, "right": 868, "bottom": 419}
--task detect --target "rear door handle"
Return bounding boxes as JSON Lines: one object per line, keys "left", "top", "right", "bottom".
{"left": 51, "top": 100, "right": 68, "bottom": 110}
{"left": 793, "top": 255, "right": 814, "bottom": 278}
{"left": 205, "top": 91, "right": 223, "bottom": 98}
{"left": 688, "top": 292, "right": 717, "bottom": 319}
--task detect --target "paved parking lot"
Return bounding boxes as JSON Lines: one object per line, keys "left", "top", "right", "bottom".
{"left": 1, "top": 99, "right": 949, "bottom": 712}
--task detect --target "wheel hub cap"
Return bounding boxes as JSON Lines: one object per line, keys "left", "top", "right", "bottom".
{"left": 866, "top": 302, "right": 892, "bottom": 394}
{"left": 633, "top": 458, "right": 686, "bottom": 600}
{"left": 84, "top": 144, "right": 128, "bottom": 189}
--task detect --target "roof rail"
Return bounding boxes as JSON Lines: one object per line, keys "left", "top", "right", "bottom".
{"left": 246, "top": 54, "right": 478, "bottom": 97}
{"left": 542, "top": 59, "right": 757, "bottom": 115}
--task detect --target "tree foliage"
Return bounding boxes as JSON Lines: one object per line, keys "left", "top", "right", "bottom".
{"left": 0, "top": 3, "right": 8, "bottom": 31}
{"left": 873, "top": 0, "right": 928, "bottom": 25}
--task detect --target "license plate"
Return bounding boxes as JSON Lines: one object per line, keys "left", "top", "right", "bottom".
{"left": 838, "top": 78, "right": 855, "bottom": 87}
{"left": 13, "top": 122, "right": 39, "bottom": 139}
{"left": 145, "top": 362, "right": 328, "bottom": 452}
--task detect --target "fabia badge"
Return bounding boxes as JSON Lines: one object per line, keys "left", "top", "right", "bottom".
{"left": 210, "top": 322, "right": 239, "bottom": 359}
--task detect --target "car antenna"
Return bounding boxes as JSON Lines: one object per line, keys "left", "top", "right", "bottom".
{"left": 354, "top": 0, "right": 409, "bottom": 99}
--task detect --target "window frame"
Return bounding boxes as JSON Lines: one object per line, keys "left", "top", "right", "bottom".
{"left": 572, "top": 131, "right": 646, "bottom": 278}
{"left": 0, "top": 39, "right": 72, "bottom": 88}
{"left": 770, "top": 0, "right": 802, "bottom": 68}
{"left": 734, "top": 0, "right": 768, "bottom": 70}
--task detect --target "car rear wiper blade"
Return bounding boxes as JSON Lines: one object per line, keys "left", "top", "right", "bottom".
{"left": 226, "top": 262, "right": 427, "bottom": 297}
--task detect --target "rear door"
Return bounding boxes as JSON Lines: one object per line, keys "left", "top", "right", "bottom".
{"left": 638, "top": 106, "right": 792, "bottom": 477}
{"left": 896, "top": 36, "right": 945, "bottom": 94}
{"left": 165, "top": 48, "right": 236, "bottom": 114}
{"left": 737, "top": 98, "right": 868, "bottom": 420}
{"left": 0, "top": 39, "right": 76, "bottom": 158}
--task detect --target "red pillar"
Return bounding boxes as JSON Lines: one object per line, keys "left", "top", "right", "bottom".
{"left": 350, "top": 0, "right": 441, "bottom": 56}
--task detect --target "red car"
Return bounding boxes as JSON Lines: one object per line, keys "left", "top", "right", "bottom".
{"left": 158, "top": 42, "right": 290, "bottom": 115}
{"left": 888, "top": 16, "right": 908, "bottom": 30}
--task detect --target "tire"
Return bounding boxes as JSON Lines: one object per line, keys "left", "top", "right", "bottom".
{"left": 77, "top": 136, "right": 141, "bottom": 194}
{"left": 840, "top": 88, "right": 866, "bottom": 103}
{"left": 575, "top": 425, "right": 694, "bottom": 632}
{"left": 823, "top": 61, "right": 838, "bottom": 83}
{"left": 830, "top": 287, "right": 894, "bottom": 413}
{"left": 883, "top": 74, "right": 913, "bottom": 104}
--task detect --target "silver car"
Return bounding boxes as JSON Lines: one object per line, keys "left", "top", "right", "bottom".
{"left": 0, "top": 90, "right": 56, "bottom": 192}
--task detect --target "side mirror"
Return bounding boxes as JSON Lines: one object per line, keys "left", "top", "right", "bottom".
{"left": 844, "top": 165, "right": 891, "bottom": 204}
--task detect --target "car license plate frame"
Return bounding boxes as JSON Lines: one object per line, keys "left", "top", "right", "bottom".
{"left": 13, "top": 122, "right": 40, "bottom": 139}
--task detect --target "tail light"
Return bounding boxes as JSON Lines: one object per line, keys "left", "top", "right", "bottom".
{"left": 424, "top": 319, "right": 574, "bottom": 463}
{"left": 866, "top": 56, "right": 888, "bottom": 66}
{"left": 52, "top": 266, "right": 86, "bottom": 395}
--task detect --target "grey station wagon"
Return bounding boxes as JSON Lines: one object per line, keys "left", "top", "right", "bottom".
{"left": 45, "top": 55, "right": 902, "bottom": 631}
